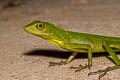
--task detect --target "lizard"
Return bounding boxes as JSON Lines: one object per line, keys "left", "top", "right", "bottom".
{"left": 24, "top": 21, "right": 120, "bottom": 79}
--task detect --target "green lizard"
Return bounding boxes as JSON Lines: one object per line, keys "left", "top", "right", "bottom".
{"left": 24, "top": 21, "right": 120, "bottom": 79}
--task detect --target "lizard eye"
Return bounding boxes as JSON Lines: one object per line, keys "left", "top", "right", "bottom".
{"left": 36, "top": 24, "right": 44, "bottom": 30}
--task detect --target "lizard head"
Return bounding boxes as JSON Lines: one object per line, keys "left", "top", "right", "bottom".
{"left": 24, "top": 21, "right": 66, "bottom": 40}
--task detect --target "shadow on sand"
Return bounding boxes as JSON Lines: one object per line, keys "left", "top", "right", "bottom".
{"left": 23, "top": 49, "right": 120, "bottom": 64}
{"left": 24, "top": 49, "right": 120, "bottom": 58}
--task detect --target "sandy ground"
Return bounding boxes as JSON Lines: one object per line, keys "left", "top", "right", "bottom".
{"left": 0, "top": 0, "right": 120, "bottom": 80}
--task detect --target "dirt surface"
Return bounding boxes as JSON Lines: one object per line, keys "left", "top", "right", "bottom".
{"left": 0, "top": 0, "right": 120, "bottom": 80}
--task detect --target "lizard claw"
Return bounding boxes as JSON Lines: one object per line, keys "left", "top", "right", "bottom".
{"left": 88, "top": 69, "right": 107, "bottom": 80}
{"left": 88, "top": 65, "right": 120, "bottom": 80}
{"left": 70, "top": 64, "right": 88, "bottom": 72}
{"left": 49, "top": 61, "right": 66, "bottom": 67}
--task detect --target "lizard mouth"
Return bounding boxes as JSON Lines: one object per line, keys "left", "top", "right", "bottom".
{"left": 24, "top": 29, "right": 30, "bottom": 33}
{"left": 24, "top": 26, "right": 30, "bottom": 32}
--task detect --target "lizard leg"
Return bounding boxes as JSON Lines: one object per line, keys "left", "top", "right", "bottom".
{"left": 49, "top": 52, "right": 78, "bottom": 67}
{"left": 49, "top": 43, "right": 92, "bottom": 69}
{"left": 88, "top": 40, "right": 120, "bottom": 80}
{"left": 70, "top": 44, "right": 92, "bottom": 71}
{"left": 88, "top": 45, "right": 92, "bottom": 68}
{"left": 62, "top": 43, "right": 92, "bottom": 70}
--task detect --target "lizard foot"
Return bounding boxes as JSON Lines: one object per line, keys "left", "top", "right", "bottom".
{"left": 70, "top": 64, "right": 88, "bottom": 72}
{"left": 88, "top": 65, "right": 120, "bottom": 80}
{"left": 49, "top": 61, "right": 66, "bottom": 67}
